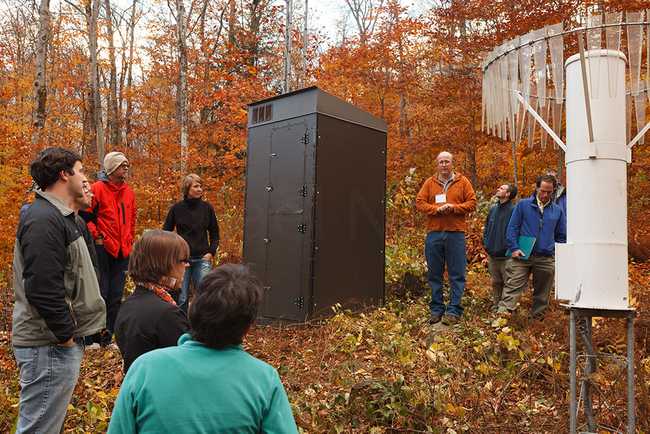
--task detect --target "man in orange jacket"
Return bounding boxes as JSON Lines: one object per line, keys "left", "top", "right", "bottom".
{"left": 86, "top": 152, "right": 136, "bottom": 345}
{"left": 416, "top": 151, "right": 476, "bottom": 325}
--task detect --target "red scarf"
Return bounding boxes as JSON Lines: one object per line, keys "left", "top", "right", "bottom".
{"left": 136, "top": 281, "right": 177, "bottom": 305}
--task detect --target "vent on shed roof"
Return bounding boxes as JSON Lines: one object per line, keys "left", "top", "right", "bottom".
{"left": 252, "top": 103, "right": 273, "bottom": 124}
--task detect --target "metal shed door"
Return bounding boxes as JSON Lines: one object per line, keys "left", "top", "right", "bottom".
{"left": 261, "top": 120, "right": 312, "bottom": 320}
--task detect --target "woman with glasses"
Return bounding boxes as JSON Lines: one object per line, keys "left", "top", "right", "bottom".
{"left": 114, "top": 230, "right": 190, "bottom": 373}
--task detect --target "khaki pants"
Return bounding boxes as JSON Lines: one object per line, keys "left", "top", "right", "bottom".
{"left": 487, "top": 256, "right": 508, "bottom": 309}
{"left": 498, "top": 256, "right": 555, "bottom": 316}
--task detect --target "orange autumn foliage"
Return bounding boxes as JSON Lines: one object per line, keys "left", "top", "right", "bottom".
{"left": 0, "top": 0, "right": 649, "bottom": 325}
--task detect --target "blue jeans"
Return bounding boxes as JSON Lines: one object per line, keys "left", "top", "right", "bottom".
{"left": 424, "top": 231, "right": 467, "bottom": 317}
{"left": 179, "top": 257, "right": 212, "bottom": 312}
{"left": 13, "top": 342, "right": 84, "bottom": 433}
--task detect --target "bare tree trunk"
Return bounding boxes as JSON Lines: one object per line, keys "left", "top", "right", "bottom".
{"left": 466, "top": 80, "right": 479, "bottom": 187}
{"left": 247, "top": 0, "right": 265, "bottom": 67}
{"left": 176, "top": 0, "right": 189, "bottom": 172}
{"left": 87, "top": 0, "right": 105, "bottom": 163}
{"left": 82, "top": 89, "right": 91, "bottom": 155}
{"left": 512, "top": 141, "right": 519, "bottom": 184}
{"left": 466, "top": 135, "right": 478, "bottom": 187}
{"left": 302, "top": 0, "right": 308, "bottom": 86}
{"left": 125, "top": 0, "right": 138, "bottom": 147}
{"left": 199, "top": 1, "right": 227, "bottom": 125}
{"left": 198, "top": 0, "right": 209, "bottom": 124}
{"left": 344, "top": 0, "right": 383, "bottom": 43}
{"left": 284, "top": 0, "right": 292, "bottom": 92}
{"left": 118, "top": 43, "right": 127, "bottom": 142}
{"left": 399, "top": 93, "right": 409, "bottom": 138}
{"left": 104, "top": 0, "right": 120, "bottom": 146}
{"left": 32, "top": 0, "right": 51, "bottom": 146}
{"left": 228, "top": 0, "right": 236, "bottom": 45}
{"left": 395, "top": 6, "right": 408, "bottom": 140}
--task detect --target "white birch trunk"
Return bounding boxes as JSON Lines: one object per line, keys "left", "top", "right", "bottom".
{"left": 87, "top": 0, "right": 105, "bottom": 163}
{"left": 32, "top": 0, "right": 51, "bottom": 146}
{"left": 176, "top": 0, "right": 189, "bottom": 172}
{"left": 104, "top": 0, "right": 120, "bottom": 146}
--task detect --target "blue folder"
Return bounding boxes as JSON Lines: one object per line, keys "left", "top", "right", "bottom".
{"left": 506, "top": 236, "right": 536, "bottom": 260}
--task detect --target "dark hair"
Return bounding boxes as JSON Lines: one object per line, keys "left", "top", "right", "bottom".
{"left": 536, "top": 174, "right": 557, "bottom": 189}
{"left": 507, "top": 184, "right": 518, "bottom": 200}
{"left": 128, "top": 230, "right": 189, "bottom": 285}
{"left": 30, "top": 147, "right": 82, "bottom": 190}
{"left": 189, "top": 264, "right": 263, "bottom": 349}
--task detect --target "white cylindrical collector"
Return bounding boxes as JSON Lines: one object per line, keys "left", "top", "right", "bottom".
{"left": 556, "top": 49, "right": 630, "bottom": 309}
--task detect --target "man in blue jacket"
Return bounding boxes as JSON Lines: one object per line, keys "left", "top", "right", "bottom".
{"left": 483, "top": 183, "right": 517, "bottom": 311}
{"left": 497, "top": 175, "right": 566, "bottom": 318}
{"left": 545, "top": 169, "right": 567, "bottom": 216}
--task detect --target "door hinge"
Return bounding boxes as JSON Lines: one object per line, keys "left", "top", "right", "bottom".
{"left": 300, "top": 185, "right": 307, "bottom": 197}
{"left": 294, "top": 296, "right": 304, "bottom": 309}
{"left": 298, "top": 224, "right": 307, "bottom": 233}
{"left": 300, "top": 131, "right": 310, "bottom": 145}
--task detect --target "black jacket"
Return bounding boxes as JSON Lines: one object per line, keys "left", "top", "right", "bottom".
{"left": 114, "top": 286, "right": 190, "bottom": 373}
{"left": 76, "top": 214, "right": 99, "bottom": 277}
{"left": 162, "top": 198, "right": 219, "bottom": 258}
{"left": 483, "top": 200, "right": 516, "bottom": 258}
{"left": 12, "top": 192, "right": 105, "bottom": 346}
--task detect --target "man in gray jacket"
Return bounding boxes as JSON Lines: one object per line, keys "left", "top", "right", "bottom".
{"left": 12, "top": 147, "right": 106, "bottom": 434}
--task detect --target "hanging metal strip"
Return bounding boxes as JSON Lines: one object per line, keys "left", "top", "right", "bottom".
{"left": 515, "top": 91, "right": 567, "bottom": 152}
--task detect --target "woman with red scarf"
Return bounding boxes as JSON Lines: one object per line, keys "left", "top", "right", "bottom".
{"left": 114, "top": 230, "right": 190, "bottom": 373}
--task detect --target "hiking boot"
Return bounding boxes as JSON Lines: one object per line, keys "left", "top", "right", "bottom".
{"left": 442, "top": 314, "right": 460, "bottom": 326}
{"left": 428, "top": 314, "right": 442, "bottom": 325}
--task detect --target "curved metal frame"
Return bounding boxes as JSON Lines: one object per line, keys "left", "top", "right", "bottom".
{"left": 482, "top": 21, "right": 650, "bottom": 72}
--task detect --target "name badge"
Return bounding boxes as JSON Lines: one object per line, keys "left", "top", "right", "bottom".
{"left": 435, "top": 194, "right": 446, "bottom": 204}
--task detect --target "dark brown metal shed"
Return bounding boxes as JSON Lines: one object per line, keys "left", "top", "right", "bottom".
{"left": 244, "top": 87, "right": 387, "bottom": 322}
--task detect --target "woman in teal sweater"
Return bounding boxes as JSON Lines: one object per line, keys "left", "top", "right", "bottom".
{"left": 108, "top": 264, "right": 298, "bottom": 434}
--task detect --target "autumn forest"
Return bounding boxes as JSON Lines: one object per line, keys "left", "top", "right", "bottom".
{"left": 1, "top": 0, "right": 650, "bottom": 432}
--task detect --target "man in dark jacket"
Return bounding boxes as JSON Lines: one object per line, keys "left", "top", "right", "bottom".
{"left": 86, "top": 151, "right": 136, "bottom": 345}
{"left": 497, "top": 175, "right": 567, "bottom": 318}
{"left": 483, "top": 183, "right": 517, "bottom": 311}
{"left": 12, "top": 147, "right": 106, "bottom": 434}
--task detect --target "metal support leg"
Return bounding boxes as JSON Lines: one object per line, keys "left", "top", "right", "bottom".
{"left": 565, "top": 306, "right": 635, "bottom": 432}
{"left": 580, "top": 316, "right": 596, "bottom": 431}
{"left": 627, "top": 314, "right": 635, "bottom": 434}
{"left": 569, "top": 309, "right": 577, "bottom": 434}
